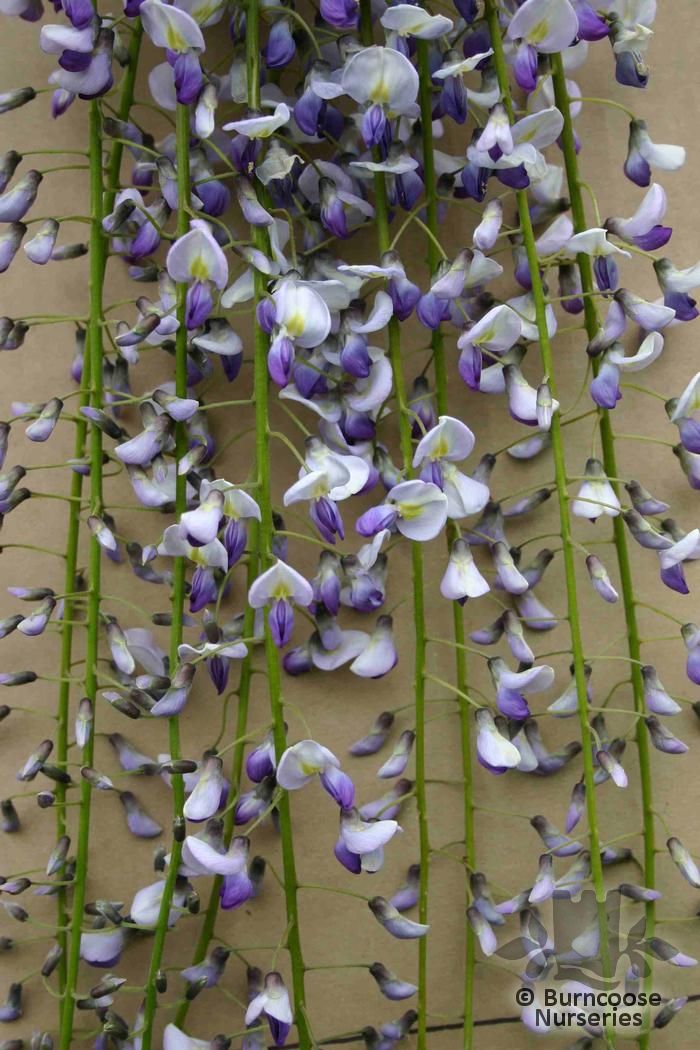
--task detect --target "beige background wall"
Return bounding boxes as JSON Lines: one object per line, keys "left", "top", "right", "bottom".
{"left": 1, "top": 5, "right": 699, "bottom": 1047}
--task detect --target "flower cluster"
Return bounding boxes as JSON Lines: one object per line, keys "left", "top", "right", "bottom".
{"left": 0, "top": 0, "right": 698, "bottom": 1047}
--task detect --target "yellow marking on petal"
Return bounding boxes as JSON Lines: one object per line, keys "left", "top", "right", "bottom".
{"left": 528, "top": 19, "right": 550, "bottom": 45}
{"left": 300, "top": 761, "right": 323, "bottom": 776}
{"left": 397, "top": 500, "right": 424, "bottom": 520}
{"left": 370, "top": 78, "right": 390, "bottom": 105}
{"left": 165, "top": 24, "right": 187, "bottom": 51}
{"left": 474, "top": 326, "right": 496, "bottom": 345}
{"left": 190, "top": 254, "right": 211, "bottom": 281}
{"left": 284, "top": 312, "right": 306, "bottom": 338}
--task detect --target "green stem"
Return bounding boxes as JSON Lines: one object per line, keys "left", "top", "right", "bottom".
{"left": 416, "top": 39, "right": 475, "bottom": 1050}
{"left": 173, "top": 546, "right": 258, "bottom": 1031}
{"left": 139, "top": 100, "right": 191, "bottom": 1050}
{"left": 53, "top": 22, "right": 144, "bottom": 1005}
{"left": 484, "top": 10, "right": 615, "bottom": 1046}
{"left": 247, "top": 2, "right": 311, "bottom": 1046}
{"left": 551, "top": 53, "right": 655, "bottom": 1048}
{"left": 357, "top": 6, "right": 429, "bottom": 1046}
{"left": 58, "top": 99, "right": 106, "bottom": 1050}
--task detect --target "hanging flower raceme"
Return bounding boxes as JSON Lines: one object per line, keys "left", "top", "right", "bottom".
{"left": 166, "top": 219, "right": 228, "bottom": 329}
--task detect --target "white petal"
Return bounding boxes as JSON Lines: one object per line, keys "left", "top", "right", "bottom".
{"left": 507, "top": 0, "right": 579, "bottom": 53}
{"left": 224, "top": 101, "right": 290, "bottom": 138}
{"left": 413, "top": 415, "right": 475, "bottom": 467}
{"left": 140, "top": 0, "right": 205, "bottom": 51}
{"left": 341, "top": 45, "right": 419, "bottom": 110}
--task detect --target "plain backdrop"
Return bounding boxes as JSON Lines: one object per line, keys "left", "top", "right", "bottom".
{"left": 1, "top": 5, "right": 700, "bottom": 1048}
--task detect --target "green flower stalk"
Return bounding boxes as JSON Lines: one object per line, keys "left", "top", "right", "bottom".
{"left": 173, "top": 575, "right": 257, "bottom": 1034}
{"left": 58, "top": 98, "right": 107, "bottom": 1050}
{"left": 248, "top": 2, "right": 311, "bottom": 1046}
{"left": 53, "top": 18, "right": 142, "bottom": 1007}
{"left": 139, "top": 98, "right": 192, "bottom": 1050}
{"left": 416, "top": 39, "right": 476, "bottom": 1050}
{"left": 484, "top": 6, "right": 616, "bottom": 1044}
{"left": 358, "top": 5, "right": 430, "bottom": 1046}
{"left": 550, "top": 55, "right": 656, "bottom": 1046}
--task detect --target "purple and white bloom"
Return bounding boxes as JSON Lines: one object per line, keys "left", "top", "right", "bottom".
{"left": 181, "top": 831, "right": 250, "bottom": 878}
{"left": 130, "top": 878, "right": 186, "bottom": 929}
{"left": 163, "top": 1024, "right": 212, "bottom": 1050}
{"left": 642, "top": 665, "right": 681, "bottom": 715}
{"left": 349, "top": 615, "right": 397, "bottom": 678}
{"left": 141, "top": 0, "right": 205, "bottom": 51}
{"left": 457, "top": 305, "right": 522, "bottom": 389}
{"left": 644, "top": 938, "right": 697, "bottom": 968}
{"left": 245, "top": 971, "right": 293, "bottom": 1047}
{"left": 389, "top": 863, "right": 421, "bottom": 913}
{"left": 283, "top": 459, "right": 360, "bottom": 545}
{"left": 614, "top": 288, "right": 675, "bottom": 331}
{"left": 490, "top": 659, "right": 555, "bottom": 720}
{"left": 276, "top": 740, "right": 354, "bottom": 807}
{"left": 183, "top": 753, "right": 225, "bottom": 822}
{"left": 658, "top": 528, "right": 699, "bottom": 594}
{"left": 241, "top": 733, "right": 276, "bottom": 788}
{"left": 16, "top": 596, "right": 56, "bottom": 637}
{"left": 180, "top": 944, "right": 231, "bottom": 991}
{"left": 369, "top": 896, "right": 429, "bottom": 939}
{"left": 25, "top": 397, "right": 63, "bottom": 442}
{"left": 586, "top": 554, "right": 619, "bottom": 603}
{"left": 380, "top": 4, "right": 453, "bottom": 40}
{"left": 625, "top": 119, "right": 686, "bottom": 188}
{"left": 473, "top": 199, "right": 503, "bottom": 252}
{"left": 80, "top": 926, "right": 126, "bottom": 968}
{"left": 441, "top": 537, "right": 490, "bottom": 602}
{"left": 248, "top": 560, "right": 313, "bottom": 648}
{"left": 667, "top": 836, "right": 700, "bottom": 888}
{"left": 339, "top": 807, "right": 400, "bottom": 874}
{"left": 475, "top": 708, "right": 521, "bottom": 773}
{"left": 507, "top": 0, "right": 579, "bottom": 53}
{"left": 223, "top": 101, "right": 291, "bottom": 139}
{"left": 369, "top": 962, "right": 417, "bottom": 1001}
{"left": 341, "top": 47, "right": 419, "bottom": 149}
{"left": 264, "top": 279, "right": 332, "bottom": 387}
{"left": 645, "top": 716, "right": 688, "bottom": 755}
{"left": 654, "top": 258, "right": 700, "bottom": 320}
{"left": 166, "top": 220, "right": 228, "bottom": 329}
{"left": 412, "top": 416, "right": 490, "bottom": 519}
{"left": 597, "top": 750, "right": 628, "bottom": 787}
{"left": 356, "top": 480, "right": 448, "bottom": 542}
{"left": 606, "top": 183, "right": 671, "bottom": 250}
{"left": 377, "top": 730, "right": 414, "bottom": 780}
{"left": 572, "top": 458, "right": 621, "bottom": 520}
{"left": 0, "top": 169, "right": 41, "bottom": 222}
{"left": 158, "top": 523, "right": 228, "bottom": 573}
{"left": 141, "top": 0, "right": 205, "bottom": 103}
{"left": 349, "top": 711, "right": 395, "bottom": 757}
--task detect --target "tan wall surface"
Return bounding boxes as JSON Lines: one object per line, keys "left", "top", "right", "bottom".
{"left": 0, "top": 5, "right": 699, "bottom": 1048}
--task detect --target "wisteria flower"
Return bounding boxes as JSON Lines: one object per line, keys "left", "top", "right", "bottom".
{"left": 166, "top": 220, "right": 228, "bottom": 329}
{"left": 245, "top": 971, "right": 293, "bottom": 1047}
{"left": 276, "top": 740, "right": 354, "bottom": 807}
{"left": 341, "top": 45, "right": 420, "bottom": 147}
{"left": 412, "top": 416, "right": 491, "bottom": 519}
{"left": 248, "top": 560, "right": 313, "bottom": 647}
